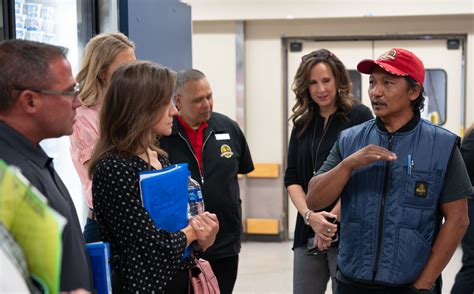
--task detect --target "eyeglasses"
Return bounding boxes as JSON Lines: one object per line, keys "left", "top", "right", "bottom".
{"left": 13, "top": 83, "right": 81, "bottom": 100}
{"left": 301, "top": 49, "right": 334, "bottom": 63}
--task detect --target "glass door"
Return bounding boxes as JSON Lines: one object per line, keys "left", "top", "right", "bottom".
{"left": 14, "top": 0, "right": 95, "bottom": 70}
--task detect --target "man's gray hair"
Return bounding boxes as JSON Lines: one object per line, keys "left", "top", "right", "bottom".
{"left": 176, "top": 69, "right": 206, "bottom": 94}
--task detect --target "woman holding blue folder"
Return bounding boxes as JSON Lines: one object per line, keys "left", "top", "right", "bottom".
{"left": 88, "top": 61, "right": 219, "bottom": 293}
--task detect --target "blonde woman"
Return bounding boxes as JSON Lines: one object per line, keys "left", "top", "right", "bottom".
{"left": 89, "top": 61, "right": 219, "bottom": 293}
{"left": 70, "top": 33, "right": 136, "bottom": 242}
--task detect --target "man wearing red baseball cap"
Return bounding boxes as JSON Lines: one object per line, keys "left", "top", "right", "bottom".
{"left": 306, "top": 48, "right": 472, "bottom": 293}
{"left": 357, "top": 48, "right": 425, "bottom": 85}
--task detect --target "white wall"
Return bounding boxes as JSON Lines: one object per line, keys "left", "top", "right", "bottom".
{"left": 192, "top": 14, "right": 474, "bottom": 164}
{"left": 190, "top": 9, "right": 474, "bottom": 234}
{"left": 192, "top": 21, "right": 237, "bottom": 121}
{"left": 244, "top": 14, "right": 474, "bottom": 164}
{"left": 187, "top": 0, "right": 473, "bottom": 21}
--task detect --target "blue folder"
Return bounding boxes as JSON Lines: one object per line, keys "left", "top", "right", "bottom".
{"left": 139, "top": 163, "right": 190, "bottom": 257}
{"left": 86, "top": 242, "right": 112, "bottom": 294}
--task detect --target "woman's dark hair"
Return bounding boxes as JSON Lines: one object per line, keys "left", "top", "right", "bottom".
{"left": 290, "top": 49, "right": 357, "bottom": 137}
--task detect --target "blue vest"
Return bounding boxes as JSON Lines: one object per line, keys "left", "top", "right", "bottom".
{"left": 337, "top": 118, "right": 457, "bottom": 285}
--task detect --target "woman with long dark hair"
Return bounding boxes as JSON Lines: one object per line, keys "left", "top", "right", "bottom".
{"left": 89, "top": 61, "right": 219, "bottom": 293}
{"left": 285, "top": 49, "right": 373, "bottom": 293}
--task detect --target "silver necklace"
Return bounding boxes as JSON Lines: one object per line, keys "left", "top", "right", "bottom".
{"left": 311, "top": 114, "right": 334, "bottom": 176}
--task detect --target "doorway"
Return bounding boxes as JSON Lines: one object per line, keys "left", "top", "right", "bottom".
{"left": 285, "top": 37, "right": 465, "bottom": 238}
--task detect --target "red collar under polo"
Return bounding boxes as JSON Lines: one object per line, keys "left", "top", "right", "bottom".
{"left": 176, "top": 115, "right": 208, "bottom": 174}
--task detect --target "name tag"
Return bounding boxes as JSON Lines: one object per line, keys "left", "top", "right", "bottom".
{"left": 215, "top": 133, "right": 230, "bottom": 140}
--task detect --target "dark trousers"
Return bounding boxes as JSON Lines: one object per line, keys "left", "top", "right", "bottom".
{"left": 83, "top": 217, "right": 101, "bottom": 243}
{"left": 208, "top": 255, "right": 239, "bottom": 294}
{"left": 452, "top": 198, "right": 474, "bottom": 294}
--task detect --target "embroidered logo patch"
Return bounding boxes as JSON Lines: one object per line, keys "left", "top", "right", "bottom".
{"left": 415, "top": 181, "right": 428, "bottom": 198}
{"left": 378, "top": 49, "right": 397, "bottom": 61}
{"left": 220, "top": 144, "right": 233, "bottom": 158}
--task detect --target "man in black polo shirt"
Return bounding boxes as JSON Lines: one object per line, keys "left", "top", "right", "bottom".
{"left": 0, "top": 40, "right": 92, "bottom": 292}
{"left": 160, "top": 69, "right": 254, "bottom": 294}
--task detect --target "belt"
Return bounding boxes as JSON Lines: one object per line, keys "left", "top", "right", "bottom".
{"left": 88, "top": 209, "right": 97, "bottom": 220}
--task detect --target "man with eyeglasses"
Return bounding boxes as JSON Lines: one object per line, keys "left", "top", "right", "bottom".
{"left": 0, "top": 39, "right": 92, "bottom": 292}
{"left": 306, "top": 48, "right": 472, "bottom": 293}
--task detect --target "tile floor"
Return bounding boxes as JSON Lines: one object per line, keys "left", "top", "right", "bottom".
{"left": 233, "top": 241, "right": 464, "bottom": 294}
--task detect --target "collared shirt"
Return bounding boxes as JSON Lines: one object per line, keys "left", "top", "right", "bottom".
{"left": 0, "top": 122, "right": 93, "bottom": 291}
{"left": 70, "top": 104, "right": 101, "bottom": 209}
{"left": 176, "top": 115, "right": 208, "bottom": 174}
{"left": 160, "top": 112, "right": 254, "bottom": 259}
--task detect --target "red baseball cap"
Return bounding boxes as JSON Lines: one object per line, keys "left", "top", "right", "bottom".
{"left": 357, "top": 48, "right": 425, "bottom": 85}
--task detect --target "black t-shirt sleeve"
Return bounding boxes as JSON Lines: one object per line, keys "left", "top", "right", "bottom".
{"left": 284, "top": 126, "right": 300, "bottom": 187}
{"left": 315, "top": 139, "right": 342, "bottom": 176}
{"left": 439, "top": 146, "right": 474, "bottom": 203}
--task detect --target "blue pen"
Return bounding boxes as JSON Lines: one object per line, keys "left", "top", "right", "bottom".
{"left": 407, "top": 155, "right": 412, "bottom": 175}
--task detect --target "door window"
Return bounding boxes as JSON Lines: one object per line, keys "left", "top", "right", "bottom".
{"left": 423, "top": 69, "right": 447, "bottom": 125}
{"left": 348, "top": 70, "right": 362, "bottom": 101}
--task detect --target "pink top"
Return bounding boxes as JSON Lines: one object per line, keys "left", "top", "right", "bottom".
{"left": 70, "top": 104, "right": 101, "bottom": 209}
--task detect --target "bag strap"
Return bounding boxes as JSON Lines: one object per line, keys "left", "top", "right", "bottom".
{"left": 192, "top": 256, "right": 218, "bottom": 294}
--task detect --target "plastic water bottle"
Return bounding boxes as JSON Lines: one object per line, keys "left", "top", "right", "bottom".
{"left": 188, "top": 176, "right": 205, "bottom": 217}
